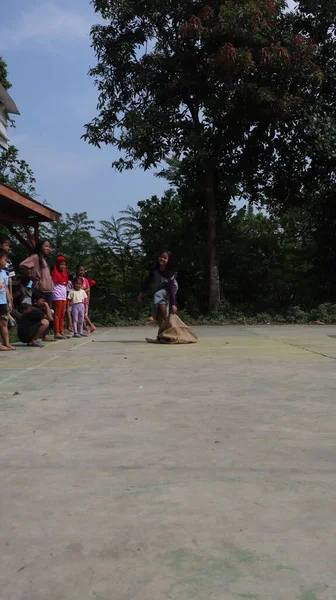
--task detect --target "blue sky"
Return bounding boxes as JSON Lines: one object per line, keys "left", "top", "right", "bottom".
{"left": 1, "top": 0, "right": 296, "bottom": 222}
{"left": 0, "top": 0, "right": 167, "bottom": 221}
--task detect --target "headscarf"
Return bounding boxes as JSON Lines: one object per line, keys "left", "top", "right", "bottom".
{"left": 52, "top": 256, "right": 69, "bottom": 286}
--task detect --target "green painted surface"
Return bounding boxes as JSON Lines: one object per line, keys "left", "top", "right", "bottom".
{"left": 299, "top": 589, "right": 319, "bottom": 600}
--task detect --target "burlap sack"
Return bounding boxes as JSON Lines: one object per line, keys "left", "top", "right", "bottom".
{"left": 146, "top": 314, "right": 198, "bottom": 344}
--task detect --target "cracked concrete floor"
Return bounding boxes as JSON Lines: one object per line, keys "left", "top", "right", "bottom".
{"left": 0, "top": 325, "right": 336, "bottom": 600}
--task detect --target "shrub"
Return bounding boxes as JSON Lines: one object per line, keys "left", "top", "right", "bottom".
{"left": 286, "top": 306, "right": 309, "bottom": 324}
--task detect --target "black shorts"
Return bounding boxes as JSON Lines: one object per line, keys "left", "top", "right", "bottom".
{"left": 18, "top": 322, "right": 42, "bottom": 344}
{"left": 0, "top": 304, "right": 9, "bottom": 321}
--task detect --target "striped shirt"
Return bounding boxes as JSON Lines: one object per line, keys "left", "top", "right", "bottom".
{"left": 5, "top": 258, "right": 15, "bottom": 279}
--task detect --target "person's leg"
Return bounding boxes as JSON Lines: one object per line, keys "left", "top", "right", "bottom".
{"left": 66, "top": 307, "right": 73, "bottom": 333}
{"left": 40, "top": 292, "right": 55, "bottom": 341}
{"left": 78, "top": 304, "right": 85, "bottom": 335}
{"left": 157, "top": 304, "right": 167, "bottom": 329}
{"left": 52, "top": 300, "right": 61, "bottom": 336}
{"left": 84, "top": 305, "right": 95, "bottom": 332}
{"left": 72, "top": 304, "right": 79, "bottom": 334}
{"left": 153, "top": 289, "right": 169, "bottom": 330}
{"left": 59, "top": 301, "right": 67, "bottom": 335}
{"left": 60, "top": 300, "right": 66, "bottom": 334}
{"left": 27, "top": 319, "right": 49, "bottom": 346}
{"left": 0, "top": 316, "right": 15, "bottom": 350}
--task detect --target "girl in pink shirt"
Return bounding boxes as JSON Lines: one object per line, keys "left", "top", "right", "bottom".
{"left": 75, "top": 265, "right": 96, "bottom": 333}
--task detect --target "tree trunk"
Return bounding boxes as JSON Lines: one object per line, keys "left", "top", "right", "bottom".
{"left": 205, "top": 166, "right": 220, "bottom": 313}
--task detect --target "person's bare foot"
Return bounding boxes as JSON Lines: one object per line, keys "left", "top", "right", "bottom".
{"left": 0, "top": 344, "right": 10, "bottom": 351}
{"left": 43, "top": 335, "right": 57, "bottom": 342}
{"left": 6, "top": 345, "right": 16, "bottom": 351}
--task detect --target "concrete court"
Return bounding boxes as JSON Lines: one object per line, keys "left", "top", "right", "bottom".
{"left": 0, "top": 325, "right": 336, "bottom": 600}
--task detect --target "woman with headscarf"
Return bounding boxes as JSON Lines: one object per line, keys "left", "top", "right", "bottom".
{"left": 51, "top": 256, "right": 70, "bottom": 339}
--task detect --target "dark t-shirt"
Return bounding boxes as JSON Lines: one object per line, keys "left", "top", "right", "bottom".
{"left": 17, "top": 307, "right": 46, "bottom": 343}
{"left": 141, "top": 268, "right": 177, "bottom": 304}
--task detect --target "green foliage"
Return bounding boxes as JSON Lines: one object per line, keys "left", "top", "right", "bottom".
{"left": 5, "top": 196, "right": 336, "bottom": 325}
{"left": 42, "top": 212, "right": 96, "bottom": 271}
{"left": 0, "top": 146, "right": 37, "bottom": 196}
{"left": 0, "top": 57, "right": 11, "bottom": 90}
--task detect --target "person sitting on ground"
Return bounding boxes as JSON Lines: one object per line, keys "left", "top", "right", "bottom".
{"left": 137, "top": 250, "right": 178, "bottom": 329}
{"left": 17, "top": 291, "right": 51, "bottom": 348}
{"left": 68, "top": 277, "right": 87, "bottom": 338}
{"left": 75, "top": 265, "right": 96, "bottom": 332}
{"left": 0, "top": 249, "right": 16, "bottom": 351}
{"left": 52, "top": 256, "right": 70, "bottom": 340}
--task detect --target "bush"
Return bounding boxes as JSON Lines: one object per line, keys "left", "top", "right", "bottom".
{"left": 255, "top": 313, "right": 273, "bottom": 323}
{"left": 86, "top": 303, "right": 336, "bottom": 327}
{"left": 308, "top": 303, "right": 336, "bottom": 323}
{"left": 274, "top": 314, "right": 286, "bottom": 323}
{"left": 286, "top": 306, "right": 309, "bottom": 324}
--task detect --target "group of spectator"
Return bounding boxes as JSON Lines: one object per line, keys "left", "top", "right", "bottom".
{"left": 0, "top": 234, "right": 95, "bottom": 350}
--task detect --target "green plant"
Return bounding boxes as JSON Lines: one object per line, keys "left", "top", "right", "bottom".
{"left": 286, "top": 306, "right": 309, "bottom": 324}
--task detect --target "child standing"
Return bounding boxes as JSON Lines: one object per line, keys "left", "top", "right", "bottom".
{"left": 75, "top": 265, "right": 96, "bottom": 332}
{"left": 67, "top": 277, "right": 87, "bottom": 338}
{"left": 52, "top": 256, "right": 69, "bottom": 339}
{"left": 0, "top": 234, "right": 15, "bottom": 306}
{"left": 0, "top": 249, "right": 16, "bottom": 351}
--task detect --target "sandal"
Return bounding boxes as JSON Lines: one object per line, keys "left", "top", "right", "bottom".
{"left": 28, "top": 340, "right": 44, "bottom": 348}
{"left": 43, "top": 336, "right": 57, "bottom": 342}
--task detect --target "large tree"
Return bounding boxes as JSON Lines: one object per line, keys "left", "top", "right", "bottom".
{"left": 85, "top": 0, "right": 321, "bottom": 311}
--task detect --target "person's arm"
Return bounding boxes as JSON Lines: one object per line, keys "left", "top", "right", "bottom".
{"left": 7, "top": 260, "right": 15, "bottom": 300}
{"left": 8, "top": 277, "right": 13, "bottom": 300}
{"left": 137, "top": 271, "right": 154, "bottom": 302}
{"left": 82, "top": 278, "right": 90, "bottom": 293}
{"left": 6, "top": 284, "right": 12, "bottom": 312}
{"left": 20, "top": 255, "right": 39, "bottom": 283}
{"left": 43, "top": 302, "right": 52, "bottom": 321}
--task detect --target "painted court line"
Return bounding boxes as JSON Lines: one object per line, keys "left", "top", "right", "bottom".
{"left": 0, "top": 329, "right": 112, "bottom": 384}
{"left": 0, "top": 354, "right": 59, "bottom": 385}
{"left": 252, "top": 330, "right": 336, "bottom": 362}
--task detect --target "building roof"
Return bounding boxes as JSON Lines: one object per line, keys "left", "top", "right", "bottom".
{"left": 0, "top": 182, "right": 61, "bottom": 225}
{"left": 0, "top": 83, "right": 20, "bottom": 115}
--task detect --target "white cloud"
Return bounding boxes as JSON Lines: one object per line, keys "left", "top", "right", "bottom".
{"left": 0, "top": 2, "right": 92, "bottom": 46}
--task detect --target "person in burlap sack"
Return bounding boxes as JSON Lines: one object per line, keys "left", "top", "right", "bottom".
{"left": 137, "top": 250, "right": 197, "bottom": 344}
{"left": 137, "top": 250, "right": 178, "bottom": 327}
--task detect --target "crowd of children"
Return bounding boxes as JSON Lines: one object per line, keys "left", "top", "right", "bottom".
{"left": 0, "top": 234, "right": 96, "bottom": 350}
